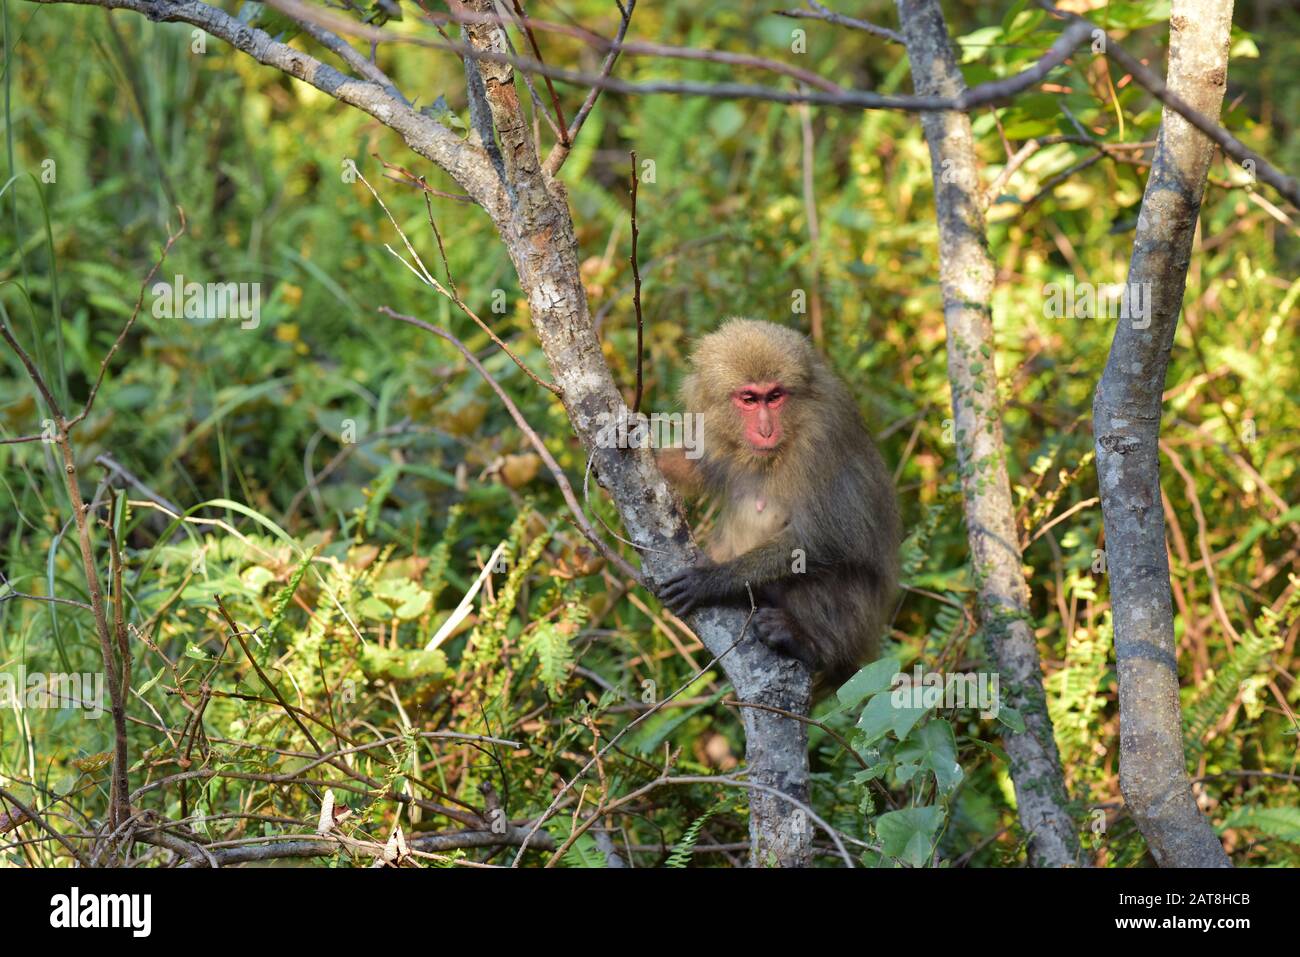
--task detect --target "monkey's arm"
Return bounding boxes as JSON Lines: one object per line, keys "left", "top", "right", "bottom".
{"left": 658, "top": 529, "right": 805, "bottom": 616}
{"left": 655, "top": 447, "right": 703, "bottom": 496}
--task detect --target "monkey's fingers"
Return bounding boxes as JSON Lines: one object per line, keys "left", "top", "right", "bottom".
{"left": 658, "top": 572, "right": 701, "bottom": 616}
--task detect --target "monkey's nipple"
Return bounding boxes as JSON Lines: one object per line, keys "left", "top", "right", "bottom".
{"left": 755, "top": 498, "right": 766, "bottom": 513}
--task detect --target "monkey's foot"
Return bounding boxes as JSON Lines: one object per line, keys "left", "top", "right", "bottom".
{"left": 751, "top": 607, "right": 817, "bottom": 669}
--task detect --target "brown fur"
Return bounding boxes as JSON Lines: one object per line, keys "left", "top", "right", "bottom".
{"left": 659, "top": 318, "right": 901, "bottom": 694}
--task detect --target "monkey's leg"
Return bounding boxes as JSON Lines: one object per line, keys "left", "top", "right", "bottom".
{"left": 751, "top": 607, "right": 818, "bottom": 670}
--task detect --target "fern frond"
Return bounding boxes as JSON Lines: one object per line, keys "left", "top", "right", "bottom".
{"left": 1184, "top": 577, "right": 1300, "bottom": 758}
{"left": 665, "top": 800, "right": 730, "bottom": 868}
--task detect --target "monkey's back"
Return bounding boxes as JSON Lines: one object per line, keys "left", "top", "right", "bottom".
{"left": 780, "top": 363, "right": 901, "bottom": 692}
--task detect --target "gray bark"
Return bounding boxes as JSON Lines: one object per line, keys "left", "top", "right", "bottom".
{"left": 1092, "top": 0, "right": 1234, "bottom": 867}
{"left": 897, "top": 0, "right": 1083, "bottom": 867}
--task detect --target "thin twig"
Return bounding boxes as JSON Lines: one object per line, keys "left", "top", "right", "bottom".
{"left": 544, "top": 0, "right": 635, "bottom": 175}
{"left": 724, "top": 698, "right": 867, "bottom": 770}
{"left": 508, "top": 0, "right": 569, "bottom": 143}
{"left": 774, "top": 1, "right": 903, "bottom": 45}
{"left": 67, "top": 210, "right": 186, "bottom": 429}
{"left": 356, "top": 168, "right": 562, "bottom": 396}
{"left": 214, "top": 595, "right": 325, "bottom": 754}
{"left": 628, "top": 149, "right": 645, "bottom": 414}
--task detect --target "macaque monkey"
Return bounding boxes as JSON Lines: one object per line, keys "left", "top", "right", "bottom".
{"left": 657, "top": 318, "right": 901, "bottom": 693}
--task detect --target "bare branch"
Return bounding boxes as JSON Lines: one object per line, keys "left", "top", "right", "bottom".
{"left": 544, "top": 0, "right": 636, "bottom": 175}
{"left": 355, "top": 168, "right": 561, "bottom": 395}
{"left": 628, "top": 151, "right": 645, "bottom": 414}
{"left": 296, "top": 19, "right": 406, "bottom": 102}
{"left": 284, "top": 0, "right": 1300, "bottom": 208}
{"left": 33, "top": 0, "right": 1296, "bottom": 209}
{"left": 506, "top": 0, "right": 570, "bottom": 144}
{"left": 775, "top": 1, "right": 903, "bottom": 45}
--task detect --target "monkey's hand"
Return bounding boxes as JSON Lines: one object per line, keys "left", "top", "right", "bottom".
{"left": 658, "top": 558, "right": 726, "bottom": 617}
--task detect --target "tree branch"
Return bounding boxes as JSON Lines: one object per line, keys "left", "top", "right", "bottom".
{"left": 27, "top": 0, "right": 502, "bottom": 208}
{"left": 258, "top": 0, "right": 1300, "bottom": 208}
{"left": 775, "top": 1, "right": 903, "bottom": 45}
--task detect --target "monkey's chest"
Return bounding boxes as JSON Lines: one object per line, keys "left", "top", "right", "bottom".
{"left": 708, "top": 494, "right": 790, "bottom": 561}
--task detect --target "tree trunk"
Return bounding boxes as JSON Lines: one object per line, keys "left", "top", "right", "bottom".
{"left": 897, "top": 0, "right": 1083, "bottom": 868}
{"left": 1092, "top": 0, "right": 1234, "bottom": 868}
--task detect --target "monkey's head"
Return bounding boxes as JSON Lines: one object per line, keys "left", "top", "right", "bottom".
{"left": 682, "top": 318, "right": 820, "bottom": 466}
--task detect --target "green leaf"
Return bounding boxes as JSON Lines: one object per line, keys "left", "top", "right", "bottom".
{"left": 856, "top": 689, "right": 928, "bottom": 747}
{"left": 999, "top": 117, "right": 1056, "bottom": 140}
{"left": 666, "top": 800, "right": 731, "bottom": 867}
{"left": 521, "top": 620, "right": 576, "bottom": 698}
{"left": 876, "top": 805, "right": 944, "bottom": 867}
{"left": 553, "top": 818, "right": 605, "bottom": 868}
{"left": 360, "top": 645, "right": 447, "bottom": 681}
{"left": 996, "top": 705, "right": 1025, "bottom": 734}
{"left": 240, "top": 565, "right": 275, "bottom": 594}
{"left": 631, "top": 679, "right": 726, "bottom": 755}
{"left": 956, "top": 26, "right": 1002, "bottom": 64}
{"left": 965, "top": 736, "right": 1010, "bottom": 764}
{"left": 135, "top": 667, "right": 166, "bottom": 697}
{"left": 364, "top": 462, "right": 401, "bottom": 535}
{"left": 267, "top": 547, "right": 316, "bottom": 640}
{"left": 895, "top": 719, "right": 964, "bottom": 796}
{"left": 371, "top": 579, "right": 433, "bottom": 620}
{"left": 1000, "top": 0, "right": 1029, "bottom": 35}
{"left": 1106, "top": 0, "right": 1170, "bottom": 29}
{"left": 836, "top": 656, "right": 901, "bottom": 709}
{"left": 421, "top": 94, "right": 468, "bottom": 131}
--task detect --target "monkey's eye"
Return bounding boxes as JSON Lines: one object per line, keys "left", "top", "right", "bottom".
{"left": 738, "top": 392, "right": 759, "bottom": 406}
{"left": 767, "top": 388, "right": 785, "bottom": 402}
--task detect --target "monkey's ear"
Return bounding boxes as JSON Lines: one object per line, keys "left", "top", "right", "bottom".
{"left": 679, "top": 370, "right": 702, "bottom": 411}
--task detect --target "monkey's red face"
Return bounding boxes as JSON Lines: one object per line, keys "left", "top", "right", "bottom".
{"left": 732, "top": 381, "right": 787, "bottom": 453}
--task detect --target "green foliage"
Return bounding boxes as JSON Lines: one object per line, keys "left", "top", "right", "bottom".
{"left": 665, "top": 798, "right": 734, "bottom": 868}
{"left": 876, "top": 805, "right": 946, "bottom": 867}
{"left": 1046, "top": 619, "right": 1111, "bottom": 782}
{"left": 1184, "top": 578, "right": 1300, "bottom": 760}
{"left": 1, "top": 0, "right": 1297, "bottom": 867}
{"left": 1221, "top": 806, "right": 1300, "bottom": 845}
